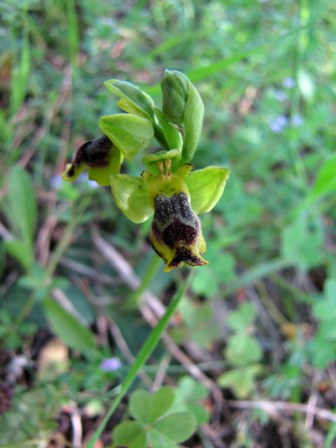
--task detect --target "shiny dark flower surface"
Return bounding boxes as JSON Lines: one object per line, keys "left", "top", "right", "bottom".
{"left": 151, "top": 192, "right": 207, "bottom": 272}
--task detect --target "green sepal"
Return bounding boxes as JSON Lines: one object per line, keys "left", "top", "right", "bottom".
{"left": 110, "top": 174, "right": 153, "bottom": 223}
{"left": 154, "top": 107, "right": 183, "bottom": 151}
{"left": 104, "top": 79, "right": 154, "bottom": 119}
{"left": 112, "top": 421, "right": 146, "bottom": 448}
{"left": 143, "top": 149, "right": 181, "bottom": 173}
{"left": 181, "top": 82, "right": 204, "bottom": 163}
{"left": 100, "top": 114, "right": 154, "bottom": 159}
{"left": 161, "top": 69, "right": 189, "bottom": 125}
{"left": 185, "top": 166, "right": 230, "bottom": 214}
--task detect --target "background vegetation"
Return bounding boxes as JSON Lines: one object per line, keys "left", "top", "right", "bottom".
{"left": 1, "top": 0, "right": 336, "bottom": 447}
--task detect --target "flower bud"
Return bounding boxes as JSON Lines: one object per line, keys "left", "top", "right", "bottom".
{"left": 150, "top": 192, "right": 207, "bottom": 272}
{"left": 161, "top": 70, "right": 189, "bottom": 125}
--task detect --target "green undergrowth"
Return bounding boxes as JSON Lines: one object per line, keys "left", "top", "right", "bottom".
{"left": 1, "top": 1, "right": 336, "bottom": 447}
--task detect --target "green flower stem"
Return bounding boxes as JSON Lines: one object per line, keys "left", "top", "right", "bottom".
{"left": 86, "top": 272, "right": 193, "bottom": 448}
{"left": 128, "top": 254, "right": 163, "bottom": 309}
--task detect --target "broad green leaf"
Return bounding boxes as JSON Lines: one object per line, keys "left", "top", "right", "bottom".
{"left": 148, "top": 430, "right": 177, "bottom": 448}
{"left": 100, "top": 114, "right": 154, "bottom": 159}
{"left": 130, "top": 386, "right": 175, "bottom": 424}
{"left": 218, "top": 365, "right": 262, "bottom": 398}
{"left": 43, "top": 297, "right": 96, "bottom": 352}
{"left": 178, "top": 300, "right": 219, "bottom": 347}
{"left": 110, "top": 174, "right": 152, "bottom": 223}
{"left": 154, "top": 108, "right": 183, "bottom": 151}
{"left": 281, "top": 216, "right": 323, "bottom": 271}
{"left": 309, "top": 155, "right": 336, "bottom": 200}
{"left": 227, "top": 302, "right": 256, "bottom": 331}
{"left": 153, "top": 411, "right": 196, "bottom": 442}
{"left": 173, "top": 377, "right": 210, "bottom": 425}
{"left": 4, "top": 239, "right": 33, "bottom": 271}
{"left": 105, "top": 79, "right": 154, "bottom": 119}
{"left": 186, "top": 167, "right": 230, "bottom": 214}
{"left": 177, "top": 376, "right": 208, "bottom": 402}
{"left": 181, "top": 83, "right": 204, "bottom": 163}
{"left": 7, "top": 166, "right": 37, "bottom": 244}
{"left": 225, "top": 333, "right": 262, "bottom": 366}
{"left": 112, "top": 421, "right": 146, "bottom": 448}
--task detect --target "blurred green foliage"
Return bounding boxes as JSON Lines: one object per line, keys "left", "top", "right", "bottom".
{"left": 1, "top": 0, "right": 336, "bottom": 446}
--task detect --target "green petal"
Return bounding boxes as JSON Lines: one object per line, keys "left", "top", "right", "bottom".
{"left": 104, "top": 79, "right": 154, "bottom": 119}
{"left": 100, "top": 114, "right": 154, "bottom": 159}
{"left": 154, "top": 107, "right": 183, "bottom": 151}
{"left": 185, "top": 166, "right": 230, "bottom": 214}
{"left": 110, "top": 174, "right": 153, "bottom": 223}
{"left": 61, "top": 136, "right": 122, "bottom": 186}
{"left": 181, "top": 83, "right": 204, "bottom": 163}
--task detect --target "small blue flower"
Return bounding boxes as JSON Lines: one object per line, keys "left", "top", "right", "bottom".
{"left": 269, "top": 115, "right": 288, "bottom": 133}
{"left": 283, "top": 77, "right": 295, "bottom": 89}
{"left": 100, "top": 357, "right": 122, "bottom": 372}
{"left": 274, "top": 90, "right": 286, "bottom": 101}
{"left": 50, "top": 175, "right": 62, "bottom": 190}
{"left": 291, "top": 114, "right": 303, "bottom": 127}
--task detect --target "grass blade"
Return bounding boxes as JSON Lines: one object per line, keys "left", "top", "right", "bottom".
{"left": 86, "top": 273, "right": 193, "bottom": 448}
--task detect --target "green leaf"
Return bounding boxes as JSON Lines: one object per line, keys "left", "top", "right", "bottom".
{"left": 43, "top": 297, "right": 96, "bottom": 353}
{"left": 4, "top": 239, "right": 33, "bottom": 271}
{"left": 110, "top": 174, "right": 152, "bottom": 223}
{"left": 7, "top": 166, "right": 37, "bottom": 244}
{"left": 309, "top": 155, "right": 336, "bottom": 200}
{"left": 105, "top": 79, "right": 154, "bottom": 119}
{"left": 153, "top": 411, "right": 196, "bottom": 442}
{"left": 148, "top": 430, "right": 177, "bottom": 448}
{"left": 174, "top": 377, "right": 210, "bottom": 425}
{"left": 186, "top": 167, "right": 230, "bottom": 214}
{"left": 100, "top": 114, "right": 154, "bottom": 159}
{"left": 281, "top": 216, "right": 324, "bottom": 271}
{"left": 178, "top": 300, "right": 219, "bottom": 347}
{"left": 227, "top": 302, "right": 256, "bottom": 331}
{"left": 181, "top": 83, "right": 204, "bottom": 163}
{"left": 130, "top": 386, "right": 175, "bottom": 424}
{"left": 218, "top": 365, "right": 262, "bottom": 398}
{"left": 225, "top": 333, "right": 262, "bottom": 365}
{"left": 112, "top": 421, "right": 146, "bottom": 448}
{"left": 86, "top": 278, "right": 192, "bottom": 448}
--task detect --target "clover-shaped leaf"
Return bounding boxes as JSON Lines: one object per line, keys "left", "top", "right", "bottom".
{"left": 100, "top": 114, "right": 154, "bottom": 159}
{"left": 113, "top": 421, "right": 146, "bottom": 448}
{"left": 130, "top": 387, "right": 175, "bottom": 425}
{"left": 218, "top": 364, "right": 262, "bottom": 398}
{"left": 152, "top": 411, "right": 196, "bottom": 443}
{"left": 105, "top": 79, "right": 154, "bottom": 119}
{"left": 174, "top": 376, "right": 210, "bottom": 425}
{"left": 112, "top": 387, "right": 197, "bottom": 448}
{"left": 185, "top": 166, "right": 230, "bottom": 214}
{"left": 110, "top": 174, "right": 152, "bottom": 223}
{"left": 225, "top": 333, "right": 262, "bottom": 366}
